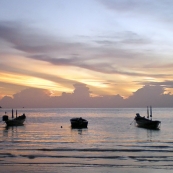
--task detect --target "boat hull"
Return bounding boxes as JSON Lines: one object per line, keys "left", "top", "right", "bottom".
{"left": 135, "top": 119, "right": 161, "bottom": 129}
{"left": 70, "top": 118, "right": 88, "bottom": 128}
{"left": 5, "top": 119, "right": 25, "bottom": 126}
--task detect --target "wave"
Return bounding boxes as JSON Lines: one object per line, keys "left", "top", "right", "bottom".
{"left": 15, "top": 147, "right": 173, "bottom": 153}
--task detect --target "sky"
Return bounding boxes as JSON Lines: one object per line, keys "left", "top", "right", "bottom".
{"left": 1, "top": 0, "right": 173, "bottom": 105}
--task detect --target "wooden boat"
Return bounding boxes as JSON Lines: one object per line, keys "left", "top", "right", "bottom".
{"left": 134, "top": 106, "right": 161, "bottom": 129}
{"left": 2, "top": 109, "right": 26, "bottom": 126}
{"left": 70, "top": 117, "right": 88, "bottom": 128}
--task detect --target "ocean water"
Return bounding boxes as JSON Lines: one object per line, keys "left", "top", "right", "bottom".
{"left": 0, "top": 108, "right": 173, "bottom": 173}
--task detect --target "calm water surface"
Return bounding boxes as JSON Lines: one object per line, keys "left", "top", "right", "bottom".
{"left": 0, "top": 108, "right": 173, "bottom": 173}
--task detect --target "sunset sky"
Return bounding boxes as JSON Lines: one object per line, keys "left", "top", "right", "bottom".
{"left": 1, "top": 0, "right": 173, "bottom": 99}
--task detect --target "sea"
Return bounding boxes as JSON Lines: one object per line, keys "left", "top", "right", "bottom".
{"left": 0, "top": 108, "right": 173, "bottom": 173}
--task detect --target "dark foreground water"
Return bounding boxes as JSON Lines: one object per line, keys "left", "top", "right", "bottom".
{"left": 0, "top": 108, "right": 173, "bottom": 173}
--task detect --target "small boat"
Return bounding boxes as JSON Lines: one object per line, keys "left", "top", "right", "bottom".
{"left": 134, "top": 106, "right": 161, "bottom": 129}
{"left": 70, "top": 117, "right": 88, "bottom": 128}
{"left": 2, "top": 109, "right": 26, "bottom": 126}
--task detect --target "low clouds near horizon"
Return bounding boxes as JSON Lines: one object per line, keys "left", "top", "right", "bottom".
{"left": 0, "top": 84, "right": 172, "bottom": 108}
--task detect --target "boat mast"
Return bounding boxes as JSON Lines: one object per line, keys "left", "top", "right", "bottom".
{"left": 147, "top": 106, "right": 149, "bottom": 119}
{"left": 150, "top": 106, "right": 152, "bottom": 120}
{"left": 12, "top": 109, "right": 14, "bottom": 119}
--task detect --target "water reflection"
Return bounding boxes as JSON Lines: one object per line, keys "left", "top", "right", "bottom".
{"left": 3, "top": 125, "right": 25, "bottom": 138}
{"left": 71, "top": 128, "right": 88, "bottom": 135}
{"left": 3, "top": 126, "right": 9, "bottom": 137}
{"left": 70, "top": 128, "right": 88, "bottom": 143}
{"left": 146, "top": 128, "right": 160, "bottom": 142}
{"left": 134, "top": 126, "right": 161, "bottom": 143}
{"left": 147, "top": 129, "right": 154, "bottom": 142}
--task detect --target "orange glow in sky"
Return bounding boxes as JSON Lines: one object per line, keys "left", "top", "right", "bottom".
{"left": 1, "top": 0, "right": 173, "bottom": 100}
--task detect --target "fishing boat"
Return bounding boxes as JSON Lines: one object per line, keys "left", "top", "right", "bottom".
{"left": 134, "top": 106, "right": 161, "bottom": 129}
{"left": 70, "top": 117, "right": 88, "bottom": 128}
{"left": 2, "top": 109, "right": 26, "bottom": 126}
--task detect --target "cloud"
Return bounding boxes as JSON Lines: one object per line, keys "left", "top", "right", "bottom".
{"left": 99, "top": 0, "right": 152, "bottom": 12}
{"left": 13, "top": 88, "right": 50, "bottom": 99}
{"left": 142, "top": 80, "right": 173, "bottom": 89}
{"left": 125, "top": 85, "right": 173, "bottom": 107}
{"left": 0, "top": 21, "right": 166, "bottom": 78}
{"left": 5, "top": 88, "right": 51, "bottom": 107}
{"left": 28, "top": 54, "right": 173, "bottom": 80}
{"left": 0, "top": 21, "right": 60, "bottom": 54}
{"left": 99, "top": 0, "right": 173, "bottom": 16}
{"left": 0, "top": 81, "right": 26, "bottom": 96}
{"left": 0, "top": 20, "right": 173, "bottom": 98}
{"left": 95, "top": 31, "right": 151, "bottom": 46}
{"left": 0, "top": 84, "right": 173, "bottom": 108}
{"left": 0, "top": 64, "right": 86, "bottom": 100}
{"left": 29, "top": 54, "right": 141, "bottom": 76}
{"left": 0, "top": 21, "right": 151, "bottom": 76}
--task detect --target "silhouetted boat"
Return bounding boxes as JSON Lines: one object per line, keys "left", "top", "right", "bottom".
{"left": 2, "top": 109, "right": 26, "bottom": 126}
{"left": 134, "top": 106, "right": 161, "bottom": 129}
{"left": 70, "top": 117, "right": 88, "bottom": 128}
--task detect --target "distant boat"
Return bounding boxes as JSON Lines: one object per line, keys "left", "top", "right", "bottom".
{"left": 134, "top": 106, "right": 161, "bottom": 130}
{"left": 70, "top": 117, "right": 88, "bottom": 128}
{"left": 2, "top": 109, "right": 26, "bottom": 126}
